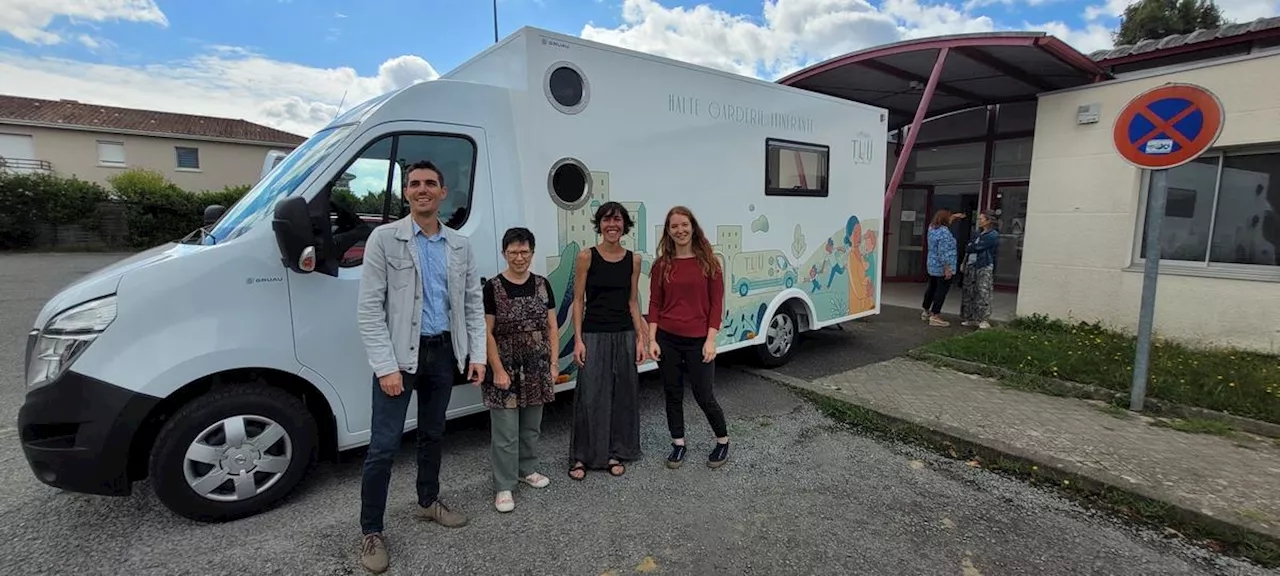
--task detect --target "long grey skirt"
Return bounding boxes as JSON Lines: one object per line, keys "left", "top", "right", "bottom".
{"left": 571, "top": 330, "right": 643, "bottom": 469}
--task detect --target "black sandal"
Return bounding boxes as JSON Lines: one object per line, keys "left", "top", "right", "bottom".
{"left": 568, "top": 462, "right": 586, "bottom": 481}
{"left": 607, "top": 460, "right": 626, "bottom": 476}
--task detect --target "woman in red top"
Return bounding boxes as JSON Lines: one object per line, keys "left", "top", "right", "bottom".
{"left": 646, "top": 206, "right": 729, "bottom": 469}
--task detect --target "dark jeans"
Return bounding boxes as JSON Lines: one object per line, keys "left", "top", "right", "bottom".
{"left": 922, "top": 275, "right": 952, "bottom": 315}
{"left": 656, "top": 329, "right": 728, "bottom": 439}
{"left": 360, "top": 333, "right": 456, "bottom": 535}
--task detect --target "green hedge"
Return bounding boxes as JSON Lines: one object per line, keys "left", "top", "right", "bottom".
{"left": 0, "top": 168, "right": 251, "bottom": 250}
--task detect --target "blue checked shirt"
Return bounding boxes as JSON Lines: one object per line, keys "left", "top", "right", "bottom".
{"left": 412, "top": 221, "right": 450, "bottom": 336}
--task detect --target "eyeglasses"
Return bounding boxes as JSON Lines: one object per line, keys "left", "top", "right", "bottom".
{"left": 504, "top": 250, "right": 532, "bottom": 259}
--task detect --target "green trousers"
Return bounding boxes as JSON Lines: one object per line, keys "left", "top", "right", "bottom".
{"left": 490, "top": 405, "right": 544, "bottom": 491}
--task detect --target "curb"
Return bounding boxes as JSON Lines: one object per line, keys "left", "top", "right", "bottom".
{"left": 908, "top": 350, "right": 1280, "bottom": 440}
{"left": 736, "top": 365, "right": 1280, "bottom": 570}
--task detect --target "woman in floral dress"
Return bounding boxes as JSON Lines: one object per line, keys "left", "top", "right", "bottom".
{"left": 482, "top": 227, "right": 559, "bottom": 512}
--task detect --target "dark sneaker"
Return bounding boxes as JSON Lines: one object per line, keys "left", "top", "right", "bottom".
{"left": 708, "top": 441, "right": 730, "bottom": 468}
{"left": 415, "top": 500, "right": 469, "bottom": 528}
{"left": 360, "top": 533, "right": 389, "bottom": 574}
{"left": 666, "top": 443, "right": 687, "bottom": 469}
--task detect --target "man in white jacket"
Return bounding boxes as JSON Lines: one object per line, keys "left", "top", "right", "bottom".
{"left": 355, "top": 159, "right": 487, "bottom": 574}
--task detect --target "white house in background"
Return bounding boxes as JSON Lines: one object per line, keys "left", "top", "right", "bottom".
{"left": 0, "top": 94, "right": 306, "bottom": 191}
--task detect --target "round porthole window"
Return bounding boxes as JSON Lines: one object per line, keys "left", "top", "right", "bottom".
{"left": 548, "top": 157, "right": 591, "bottom": 210}
{"left": 544, "top": 61, "right": 589, "bottom": 115}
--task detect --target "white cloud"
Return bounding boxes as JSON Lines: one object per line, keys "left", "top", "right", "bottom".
{"left": 1028, "top": 20, "right": 1115, "bottom": 53}
{"left": 1218, "top": 0, "right": 1280, "bottom": 21}
{"left": 580, "top": 0, "right": 903, "bottom": 78}
{"left": 0, "top": 0, "right": 167, "bottom": 45}
{"left": 581, "top": 0, "right": 1133, "bottom": 80}
{"left": 0, "top": 47, "right": 440, "bottom": 137}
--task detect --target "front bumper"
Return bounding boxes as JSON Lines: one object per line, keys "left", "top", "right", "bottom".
{"left": 17, "top": 370, "right": 159, "bottom": 496}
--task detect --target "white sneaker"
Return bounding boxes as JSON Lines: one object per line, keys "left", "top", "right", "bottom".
{"left": 521, "top": 473, "right": 550, "bottom": 489}
{"left": 921, "top": 310, "right": 931, "bottom": 320}
{"left": 977, "top": 321, "right": 991, "bottom": 329}
{"left": 494, "top": 491, "right": 514, "bottom": 513}
{"left": 961, "top": 320, "right": 977, "bottom": 327}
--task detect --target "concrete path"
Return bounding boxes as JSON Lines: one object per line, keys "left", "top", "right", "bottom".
{"left": 749, "top": 357, "right": 1280, "bottom": 547}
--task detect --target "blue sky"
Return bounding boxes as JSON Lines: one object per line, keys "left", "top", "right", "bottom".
{"left": 1, "top": 0, "right": 1276, "bottom": 136}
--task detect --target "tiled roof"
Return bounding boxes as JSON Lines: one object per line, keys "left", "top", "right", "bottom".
{"left": 0, "top": 94, "right": 307, "bottom": 146}
{"left": 1088, "top": 15, "right": 1280, "bottom": 62}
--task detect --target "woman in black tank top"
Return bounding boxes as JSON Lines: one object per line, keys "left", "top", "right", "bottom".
{"left": 568, "top": 202, "right": 648, "bottom": 480}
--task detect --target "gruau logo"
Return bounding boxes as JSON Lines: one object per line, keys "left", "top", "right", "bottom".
{"left": 852, "top": 132, "right": 874, "bottom": 164}
{"left": 541, "top": 36, "right": 570, "bottom": 50}
{"left": 246, "top": 276, "right": 284, "bottom": 285}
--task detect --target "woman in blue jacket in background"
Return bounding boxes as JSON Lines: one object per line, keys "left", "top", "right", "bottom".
{"left": 921, "top": 209, "right": 957, "bottom": 327}
{"left": 961, "top": 210, "right": 1000, "bottom": 329}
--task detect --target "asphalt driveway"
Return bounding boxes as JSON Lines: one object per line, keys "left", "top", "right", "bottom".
{"left": 0, "top": 252, "right": 1267, "bottom": 576}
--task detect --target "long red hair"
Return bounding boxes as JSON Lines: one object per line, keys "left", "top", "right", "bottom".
{"left": 655, "top": 206, "right": 721, "bottom": 282}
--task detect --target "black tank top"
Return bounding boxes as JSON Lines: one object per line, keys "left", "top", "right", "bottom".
{"left": 582, "top": 247, "right": 634, "bottom": 333}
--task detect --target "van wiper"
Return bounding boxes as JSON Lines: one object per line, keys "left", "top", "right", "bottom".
{"left": 180, "top": 226, "right": 214, "bottom": 245}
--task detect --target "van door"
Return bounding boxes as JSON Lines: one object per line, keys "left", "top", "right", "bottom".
{"left": 288, "top": 121, "right": 498, "bottom": 440}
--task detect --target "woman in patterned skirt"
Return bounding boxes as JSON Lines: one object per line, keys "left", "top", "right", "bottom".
{"left": 482, "top": 227, "right": 559, "bottom": 512}
{"left": 960, "top": 211, "right": 1000, "bottom": 330}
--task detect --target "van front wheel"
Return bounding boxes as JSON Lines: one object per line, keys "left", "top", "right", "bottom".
{"left": 148, "top": 384, "right": 318, "bottom": 522}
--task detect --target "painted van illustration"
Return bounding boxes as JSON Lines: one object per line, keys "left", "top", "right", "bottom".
{"left": 730, "top": 249, "right": 797, "bottom": 296}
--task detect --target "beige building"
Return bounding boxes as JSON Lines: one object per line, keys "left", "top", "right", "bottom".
{"left": 1019, "top": 49, "right": 1280, "bottom": 354}
{"left": 0, "top": 95, "right": 305, "bottom": 191}
{"left": 777, "top": 15, "right": 1280, "bottom": 353}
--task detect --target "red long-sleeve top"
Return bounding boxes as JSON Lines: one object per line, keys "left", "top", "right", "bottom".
{"left": 648, "top": 256, "right": 724, "bottom": 339}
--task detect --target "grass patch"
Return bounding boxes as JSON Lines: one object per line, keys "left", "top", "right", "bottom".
{"left": 1096, "top": 403, "right": 1133, "bottom": 419}
{"left": 918, "top": 314, "right": 1280, "bottom": 425}
{"left": 1152, "top": 417, "right": 1236, "bottom": 437}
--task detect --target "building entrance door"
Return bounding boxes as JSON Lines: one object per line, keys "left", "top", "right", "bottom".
{"left": 986, "top": 181, "right": 1029, "bottom": 289}
{"left": 884, "top": 184, "right": 931, "bottom": 282}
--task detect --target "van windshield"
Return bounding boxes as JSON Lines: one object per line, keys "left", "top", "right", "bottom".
{"left": 206, "top": 123, "right": 357, "bottom": 244}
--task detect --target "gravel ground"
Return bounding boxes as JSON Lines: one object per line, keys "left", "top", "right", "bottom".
{"left": 1, "top": 252, "right": 1273, "bottom": 576}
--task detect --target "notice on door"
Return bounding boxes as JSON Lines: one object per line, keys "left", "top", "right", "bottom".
{"left": 900, "top": 210, "right": 916, "bottom": 222}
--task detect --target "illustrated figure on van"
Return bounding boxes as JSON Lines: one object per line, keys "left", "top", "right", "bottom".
{"left": 845, "top": 215, "right": 878, "bottom": 315}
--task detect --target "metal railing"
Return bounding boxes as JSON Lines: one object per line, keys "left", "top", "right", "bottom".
{"left": 0, "top": 157, "right": 54, "bottom": 173}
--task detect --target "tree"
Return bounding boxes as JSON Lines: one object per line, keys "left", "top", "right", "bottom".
{"left": 1114, "top": 0, "right": 1228, "bottom": 45}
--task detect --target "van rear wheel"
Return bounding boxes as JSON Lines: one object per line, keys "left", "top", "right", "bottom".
{"left": 148, "top": 384, "right": 318, "bottom": 522}
{"left": 754, "top": 304, "right": 799, "bottom": 368}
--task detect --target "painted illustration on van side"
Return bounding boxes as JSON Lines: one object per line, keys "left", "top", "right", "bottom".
{"left": 542, "top": 171, "right": 879, "bottom": 376}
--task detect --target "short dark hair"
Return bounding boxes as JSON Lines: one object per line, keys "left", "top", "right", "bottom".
{"left": 404, "top": 160, "right": 444, "bottom": 187}
{"left": 502, "top": 227, "right": 535, "bottom": 252}
{"left": 592, "top": 201, "right": 633, "bottom": 234}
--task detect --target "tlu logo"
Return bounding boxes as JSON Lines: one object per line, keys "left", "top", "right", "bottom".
{"left": 1144, "top": 138, "right": 1174, "bottom": 154}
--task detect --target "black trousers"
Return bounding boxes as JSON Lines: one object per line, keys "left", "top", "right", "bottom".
{"left": 921, "top": 275, "right": 952, "bottom": 315}
{"left": 656, "top": 329, "right": 728, "bottom": 439}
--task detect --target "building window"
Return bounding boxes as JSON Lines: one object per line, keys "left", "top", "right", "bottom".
{"left": 175, "top": 146, "right": 200, "bottom": 170}
{"left": 1137, "top": 146, "right": 1280, "bottom": 272}
{"left": 765, "top": 138, "right": 828, "bottom": 197}
{"left": 97, "top": 141, "right": 125, "bottom": 167}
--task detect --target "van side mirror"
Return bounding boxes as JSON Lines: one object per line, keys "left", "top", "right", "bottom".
{"left": 272, "top": 196, "right": 319, "bottom": 274}
{"left": 204, "top": 204, "right": 226, "bottom": 226}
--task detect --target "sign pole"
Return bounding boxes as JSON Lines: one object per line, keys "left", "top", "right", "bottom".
{"left": 1130, "top": 168, "right": 1166, "bottom": 411}
{"left": 1110, "top": 82, "right": 1224, "bottom": 412}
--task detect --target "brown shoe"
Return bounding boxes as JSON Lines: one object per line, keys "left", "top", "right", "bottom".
{"left": 415, "top": 500, "right": 469, "bottom": 528}
{"left": 360, "top": 533, "right": 389, "bottom": 574}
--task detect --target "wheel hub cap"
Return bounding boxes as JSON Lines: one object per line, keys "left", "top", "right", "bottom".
{"left": 182, "top": 414, "right": 293, "bottom": 503}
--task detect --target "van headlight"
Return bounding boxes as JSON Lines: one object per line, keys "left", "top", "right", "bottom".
{"left": 26, "top": 296, "right": 117, "bottom": 389}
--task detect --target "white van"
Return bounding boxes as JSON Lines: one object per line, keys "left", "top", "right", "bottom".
{"left": 18, "top": 27, "right": 887, "bottom": 522}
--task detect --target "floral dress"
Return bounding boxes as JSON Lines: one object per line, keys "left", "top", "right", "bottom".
{"left": 482, "top": 274, "right": 556, "bottom": 410}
